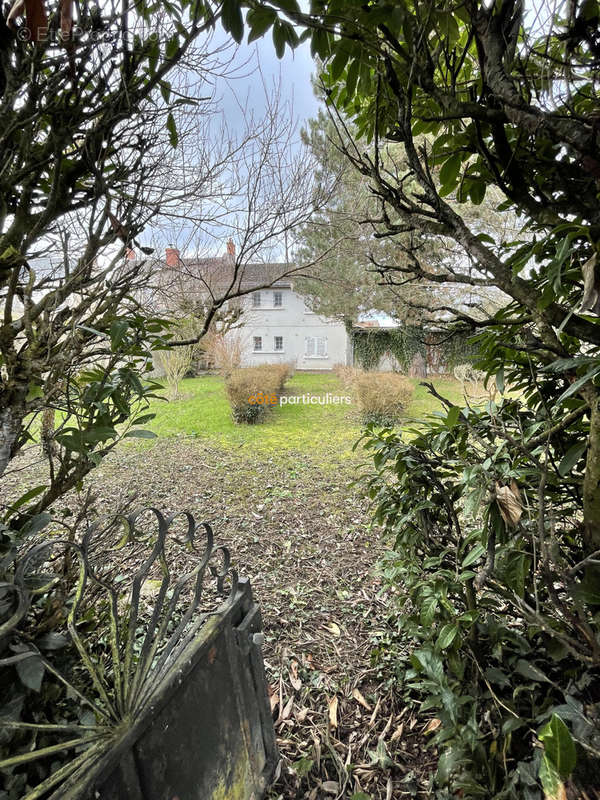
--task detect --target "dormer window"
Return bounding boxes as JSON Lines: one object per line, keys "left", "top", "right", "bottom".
{"left": 273, "top": 291, "right": 283, "bottom": 307}
{"left": 252, "top": 292, "right": 261, "bottom": 307}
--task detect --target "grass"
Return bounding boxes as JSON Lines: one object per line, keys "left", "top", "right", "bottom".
{"left": 138, "top": 371, "right": 467, "bottom": 457}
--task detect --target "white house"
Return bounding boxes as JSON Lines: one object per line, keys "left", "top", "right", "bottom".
{"left": 143, "top": 242, "right": 462, "bottom": 374}
{"left": 148, "top": 243, "right": 352, "bottom": 370}
{"left": 237, "top": 280, "right": 351, "bottom": 370}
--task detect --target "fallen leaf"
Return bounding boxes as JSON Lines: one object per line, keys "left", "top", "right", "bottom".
{"left": 280, "top": 695, "right": 294, "bottom": 721}
{"left": 423, "top": 717, "right": 442, "bottom": 734}
{"left": 312, "top": 734, "right": 321, "bottom": 771}
{"left": 295, "top": 706, "right": 309, "bottom": 723}
{"left": 580, "top": 251, "right": 600, "bottom": 316}
{"left": 495, "top": 481, "right": 522, "bottom": 527}
{"left": 325, "top": 621, "right": 341, "bottom": 637}
{"left": 322, "top": 781, "right": 339, "bottom": 795}
{"left": 352, "top": 687, "right": 372, "bottom": 711}
{"left": 328, "top": 695, "right": 339, "bottom": 728}
{"left": 289, "top": 659, "right": 302, "bottom": 691}
{"left": 390, "top": 722, "right": 404, "bottom": 742}
{"left": 369, "top": 697, "right": 381, "bottom": 726}
{"left": 268, "top": 685, "right": 279, "bottom": 714}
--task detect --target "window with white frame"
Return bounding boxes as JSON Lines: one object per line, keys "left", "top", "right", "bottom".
{"left": 253, "top": 336, "right": 262, "bottom": 351}
{"left": 273, "top": 291, "right": 283, "bottom": 307}
{"left": 252, "top": 292, "right": 261, "bottom": 307}
{"left": 305, "top": 336, "right": 327, "bottom": 358}
{"left": 274, "top": 336, "right": 283, "bottom": 351}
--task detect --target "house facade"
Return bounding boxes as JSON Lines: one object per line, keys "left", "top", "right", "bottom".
{"left": 236, "top": 282, "right": 351, "bottom": 370}
{"left": 144, "top": 243, "right": 463, "bottom": 374}
{"left": 147, "top": 243, "right": 352, "bottom": 371}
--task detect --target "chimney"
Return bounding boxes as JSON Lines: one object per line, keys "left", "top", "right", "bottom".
{"left": 165, "top": 246, "right": 180, "bottom": 268}
{"left": 126, "top": 247, "right": 136, "bottom": 260}
{"left": 226, "top": 238, "right": 235, "bottom": 257}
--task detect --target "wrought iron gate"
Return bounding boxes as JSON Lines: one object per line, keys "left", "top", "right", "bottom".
{"left": 0, "top": 509, "right": 278, "bottom": 800}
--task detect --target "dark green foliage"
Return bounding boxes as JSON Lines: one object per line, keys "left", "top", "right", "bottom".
{"left": 359, "top": 388, "right": 600, "bottom": 797}
{"left": 352, "top": 326, "right": 479, "bottom": 372}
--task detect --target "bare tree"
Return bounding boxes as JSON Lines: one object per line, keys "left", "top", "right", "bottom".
{"left": 0, "top": 0, "right": 298, "bottom": 525}
{"left": 139, "top": 75, "right": 337, "bottom": 346}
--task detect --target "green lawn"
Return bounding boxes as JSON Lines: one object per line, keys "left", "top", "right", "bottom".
{"left": 138, "top": 371, "right": 466, "bottom": 456}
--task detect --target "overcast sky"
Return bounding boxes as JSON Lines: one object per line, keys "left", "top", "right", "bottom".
{"left": 216, "top": 30, "right": 321, "bottom": 136}
{"left": 146, "top": 29, "right": 323, "bottom": 259}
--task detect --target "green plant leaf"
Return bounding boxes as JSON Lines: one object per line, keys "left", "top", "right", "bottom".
{"left": 539, "top": 754, "right": 565, "bottom": 800}
{"left": 125, "top": 429, "right": 158, "bottom": 439}
{"left": 555, "top": 365, "right": 600, "bottom": 404}
{"left": 444, "top": 406, "right": 460, "bottom": 429}
{"left": 160, "top": 80, "right": 171, "bottom": 104}
{"left": 437, "top": 623, "right": 458, "bottom": 650}
{"left": 167, "top": 113, "right": 178, "bottom": 148}
{"left": 16, "top": 654, "right": 45, "bottom": 692}
{"left": 272, "top": 20, "right": 286, "bottom": 58}
{"left": 21, "top": 513, "right": 52, "bottom": 537}
{"left": 515, "top": 659, "right": 551, "bottom": 684}
{"left": 439, "top": 153, "right": 462, "bottom": 191}
{"left": 462, "top": 543, "right": 485, "bottom": 568}
{"left": 221, "top": 0, "right": 243, "bottom": 42}
{"left": 496, "top": 367, "right": 505, "bottom": 394}
{"left": 420, "top": 595, "right": 438, "bottom": 626}
{"left": 4, "top": 485, "right": 47, "bottom": 517}
{"left": 468, "top": 179, "right": 486, "bottom": 205}
{"left": 329, "top": 45, "right": 351, "bottom": 82}
{"left": 165, "top": 34, "right": 179, "bottom": 59}
{"left": 558, "top": 441, "right": 588, "bottom": 476}
{"left": 247, "top": 7, "right": 276, "bottom": 42}
{"left": 132, "top": 413, "right": 156, "bottom": 425}
{"left": 292, "top": 756, "right": 314, "bottom": 778}
{"left": 499, "top": 551, "right": 530, "bottom": 598}
{"left": 539, "top": 713, "right": 576, "bottom": 779}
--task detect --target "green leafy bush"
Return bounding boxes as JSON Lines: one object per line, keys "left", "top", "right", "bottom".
{"left": 359, "top": 389, "right": 600, "bottom": 798}
{"left": 353, "top": 371, "right": 413, "bottom": 426}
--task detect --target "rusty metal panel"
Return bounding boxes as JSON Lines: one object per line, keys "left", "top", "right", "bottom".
{"left": 76, "top": 581, "right": 277, "bottom": 800}
{"left": 133, "top": 625, "right": 263, "bottom": 799}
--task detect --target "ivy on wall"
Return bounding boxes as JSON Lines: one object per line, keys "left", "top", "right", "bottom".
{"left": 350, "top": 325, "right": 479, "bottom": 372}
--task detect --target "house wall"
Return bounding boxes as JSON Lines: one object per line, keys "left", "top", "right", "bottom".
{"left": 231, "top": 288, "right": 349, "bottom": 371}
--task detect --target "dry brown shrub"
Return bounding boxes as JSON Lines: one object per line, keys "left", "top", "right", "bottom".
{"left": 225, "top": 365, "right": 291, "bottom": 423}
{"left": 201, "top": 332, "right": 244, "bottom": 376}
{"left": 333, "top": 364, "right": 361, "bottom": 389}
{"left": 353, "top": 371, "right": 414, "bottom": 426}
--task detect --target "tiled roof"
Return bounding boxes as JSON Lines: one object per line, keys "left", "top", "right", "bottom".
{"left": 159, "top": 255, "right": 293, "bottom": 291}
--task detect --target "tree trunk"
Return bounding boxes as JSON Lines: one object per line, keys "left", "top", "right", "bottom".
{"left": 0, "top": 394, "right": 26, "bottom": 479}
{"left": 583, "top": 387, "right": 600, "bottom": 551}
